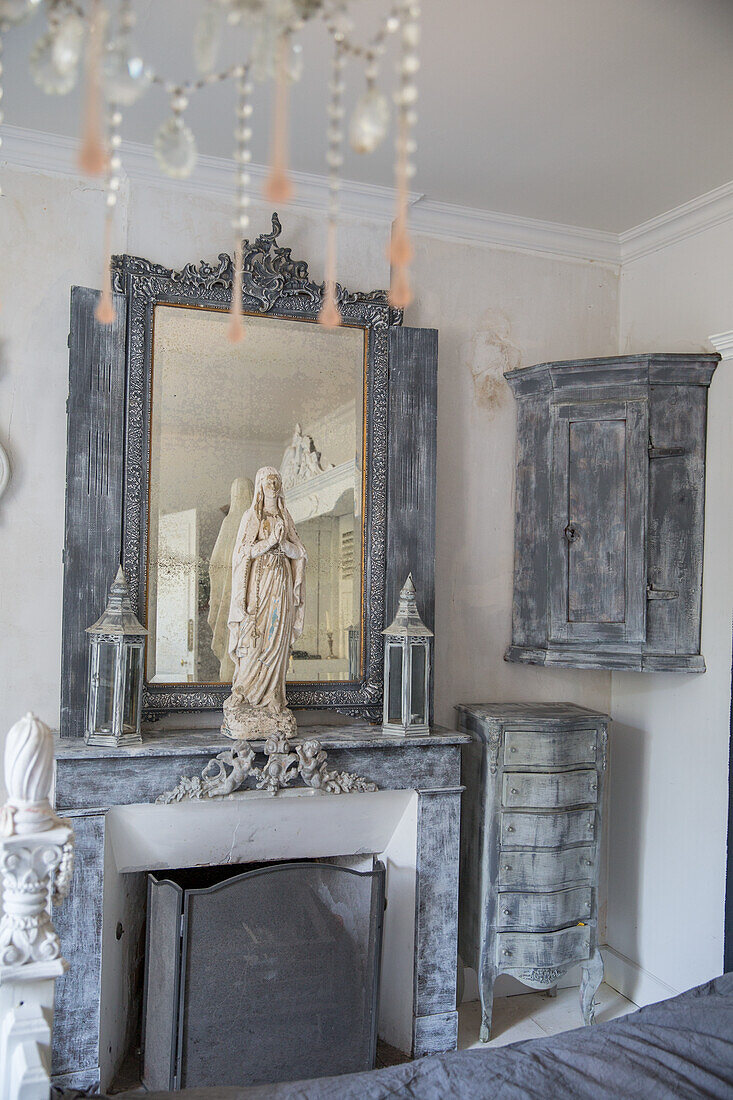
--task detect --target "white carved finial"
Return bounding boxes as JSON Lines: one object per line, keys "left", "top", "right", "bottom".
{"left": 2, "top": 714, "right": 56, "bottom": 836}
{"left": 0, "top": 714, "right": 74, "bottom": 1100}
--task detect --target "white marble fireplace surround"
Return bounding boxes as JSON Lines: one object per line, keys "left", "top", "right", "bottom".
{"left": 51, "top": 724, "right": 467, "bottom": 1092}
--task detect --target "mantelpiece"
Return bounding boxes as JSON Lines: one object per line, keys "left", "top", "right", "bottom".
{"left": 51, "top": 724, "right": 467, "bottom": 1091}
{"left": 504, "top": 354, "right": 719, "bottom": 672}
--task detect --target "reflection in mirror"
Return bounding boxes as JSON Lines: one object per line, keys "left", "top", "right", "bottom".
{"left": 147, "top": 305, "right": 365, "bottom": 685}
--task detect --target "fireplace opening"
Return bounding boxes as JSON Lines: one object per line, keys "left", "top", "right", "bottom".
{"left": 142, "top": 858, "right": 386, "bottom": 1091}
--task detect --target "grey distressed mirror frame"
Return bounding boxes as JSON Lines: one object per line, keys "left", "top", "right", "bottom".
{"left": 112, "top": 214, "right": 402, "bottom": 720}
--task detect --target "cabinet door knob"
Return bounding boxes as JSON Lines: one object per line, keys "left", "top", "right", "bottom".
{"left": 590, "top": 782, "right": 597, "bottom": 791}
{"left": 564, "top": 523, "right": 580, "bottom": 544}
{"left": 510, "top": 746, "right": 517, "bottom": 753}
{"left": 511, "top": 788, "right": 519, "bottom": 795}
{"left": 502, "top": 949, "right": 512, "bottom": 957}
{"left": 503, "top": 908, "right": 511, "bottom": 916}
{"left": 503, "top": 864, "right": 512, "bottom": 872}
{"left": 506, "top": 825, "right": 515, "bottom": 833}
{"left": 583, "top": 859, "right": 593, "bottom": 866}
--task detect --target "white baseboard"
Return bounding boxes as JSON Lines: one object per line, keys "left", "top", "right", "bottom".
{"left": 601, "top": 946, "right": 679, "bottom": 1007}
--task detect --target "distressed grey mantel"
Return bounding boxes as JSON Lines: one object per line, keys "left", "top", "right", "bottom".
{"left": 51, "top": 723, "right": 468, "bottom": 1090}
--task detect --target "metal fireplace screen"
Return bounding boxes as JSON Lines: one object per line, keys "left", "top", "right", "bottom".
{"left": 142, "top": 859, "right": 386, "bottom": 1091}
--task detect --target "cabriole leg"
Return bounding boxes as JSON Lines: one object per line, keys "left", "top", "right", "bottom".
{"left": 580, "top": 950, "right": 604, "bottom": 1025}
{"left": 478, "top": 961, "right": 496, "bottom": 1043}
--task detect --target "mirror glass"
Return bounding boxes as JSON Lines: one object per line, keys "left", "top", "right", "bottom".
{"left": 147, "top": 304, "right": 366, "bottom": 685}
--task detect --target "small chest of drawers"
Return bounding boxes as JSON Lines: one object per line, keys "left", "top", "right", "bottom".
{"left": 457, "top": 703, "right": 608, "bottom": 1041}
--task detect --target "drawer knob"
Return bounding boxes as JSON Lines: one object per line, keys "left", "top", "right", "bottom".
{"left": 590, "top": 782, "right": 597, "bottom": 791}
{"left": 586, "top": 902, "right": 591, "bottom": 910}
{"left": 503, "top": 864, "right": 512, "bottom": 872}
{"left": 511, "top": 788, "right": 519, "bottom": 795}
{"left": 510, "top": 746, "right": 517, "bottom": 753}
{"left": 502, "top": 949, "right": 512, "bottom": 957}
{"left": 506, "top": 825, "right": 515, "bottom": 833}
{"left": 584, "top": 858, "right": 593, "bottom": 866}
{"left": 503, "top": 908, "right": 511, "bottom": 916}
{"left": 587, "top": 821, "right": 594, "bottom": 830}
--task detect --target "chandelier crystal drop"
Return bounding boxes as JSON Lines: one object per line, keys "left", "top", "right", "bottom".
{"left": 0, "top": 0, "right": 421, "bottom": 332}
{"left": 30, "top": 30, "right": 78, "bottom": 93}
{"left": 154, "top": 115, "right": 198, "bottom": 179}
{"left": 349, "top": 87, "right": 389, "bottom": 154}
{"left": 103, "top": 46, "right": 150, "bottom": 105}
{"left": 0, "top": 0, "right": 41, "bottom": 27}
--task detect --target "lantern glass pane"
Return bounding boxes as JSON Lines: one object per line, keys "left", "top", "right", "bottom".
{"left": 93, "top": 641, "right": 118, "bottom": 734}
{"left": 387, "top": 644, "right": 403, "bottom": 724}
{"left": 123, "top": 645, "right": 143, "bottom": 734}
{"left": 410, "top": 644, "right": 426, "bottom": 725}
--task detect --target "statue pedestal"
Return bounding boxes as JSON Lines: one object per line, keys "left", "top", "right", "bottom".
{"left": 221, "top": 695, "right": 297, "bottom": 741}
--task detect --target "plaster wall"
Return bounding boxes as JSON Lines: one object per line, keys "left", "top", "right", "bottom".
{"left": 606, "top": 226, "right": 733, "bottom": 999}
{"left": 0, "top": 162, "right": 619, "bottom": 775}
{"left": 0, "top": 158, "right": 628, "bottom": 1019}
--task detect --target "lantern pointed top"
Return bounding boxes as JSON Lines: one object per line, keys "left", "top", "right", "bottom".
{"left": 383, "top": 573, "right": 433, "bottom": 638}
{"left": 86, "top": 566, "right": 148, "bottom": 637}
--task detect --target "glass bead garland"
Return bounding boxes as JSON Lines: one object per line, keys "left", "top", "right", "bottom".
{"left": 228, "top": 67, "right": 254, "bottom": 342}
{"left": 1, "top": 1, "right": 421, "bottom": 331}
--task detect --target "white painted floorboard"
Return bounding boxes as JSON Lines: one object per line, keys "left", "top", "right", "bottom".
{"left": 458, "top": 983, "right": 637, "bottom": 1049}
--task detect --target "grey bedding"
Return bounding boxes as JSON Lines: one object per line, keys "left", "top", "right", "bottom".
{"left": 110, "top": 973, "right": 733, "bottom": 1099}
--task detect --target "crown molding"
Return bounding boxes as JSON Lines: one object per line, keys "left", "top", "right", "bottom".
{"left": 619, "top": 179, "right": 733, "bottom": 264}
{"left": 4, "top": 124, "right": 733, "bottom": 268}
{"left": 0, "top": 123, "right": 419, "bottom": 223}
{"left": 708, "top": 331, "right": 733, "bottom": 360}
{"left": 408, "top": 197, "right": 620, "bottom": 264}
{"left": 0, "top": 123, "right": 619, "bottom": 263}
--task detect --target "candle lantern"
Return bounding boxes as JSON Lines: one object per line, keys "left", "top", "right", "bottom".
{"left": 85, "top": 567, "right": 147, "bottom": 747}
{"left": 382, "top": 574, "right": 433, "bottom": 736}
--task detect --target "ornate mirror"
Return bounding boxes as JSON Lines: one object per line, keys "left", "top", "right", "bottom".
{"left": 60, "top": 213, "right": 436, "bottom": 734}
{"left": 112, "top": 215, "right": 403, "bottom": 719}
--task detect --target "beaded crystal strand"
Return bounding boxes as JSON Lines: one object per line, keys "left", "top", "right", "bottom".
{"left": 318, "top": 40, "right": 346, "bottom": 328}
{"left": 228, "top": 68, "right": 254, "bottom": 343}
{"left": 389, "top": 2, "right": 420, "bottom": 310}
{"left": 95, "top": 104, "right": 123, "bottom": 326}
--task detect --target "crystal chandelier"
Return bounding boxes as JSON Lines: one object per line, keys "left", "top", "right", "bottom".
{"left": 0, "top": 0, "right": 421, "bottom": 338}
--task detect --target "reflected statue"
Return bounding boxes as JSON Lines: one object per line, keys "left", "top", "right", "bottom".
{"left": 280, "top": 423, "right": 333, "bottom": 491}
{"left": 208, "top": 477, "right": 254, "bottom": 681}
{"left": 223, "top": 467, "right": 307, "bottom": 740}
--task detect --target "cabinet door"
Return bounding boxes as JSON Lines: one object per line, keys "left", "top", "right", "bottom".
{"left": 549, "top": 399, "right": 647, "bottom": 645}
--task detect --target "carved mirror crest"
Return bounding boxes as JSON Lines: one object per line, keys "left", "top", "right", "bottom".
{"left": 113, "top": 214, "right": 402, "bottom": 720}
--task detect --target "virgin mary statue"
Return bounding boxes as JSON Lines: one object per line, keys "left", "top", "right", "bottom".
{"left": 223, "top": 466, "right": 307, "bottom": 740}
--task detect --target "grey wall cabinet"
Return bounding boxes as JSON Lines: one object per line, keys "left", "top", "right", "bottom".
{"left": 457, "top": 703, "right": 608, "bottom": 1041}
{"left": 504, "top": 354, "right": 719, "bottom": 672}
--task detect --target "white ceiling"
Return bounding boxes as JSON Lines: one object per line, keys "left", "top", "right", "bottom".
{"left": 4, "top": 0, "right": 733, "bottom": 232}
